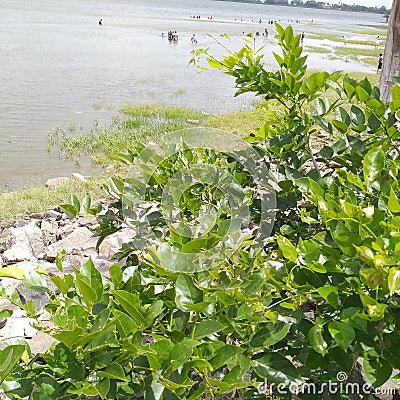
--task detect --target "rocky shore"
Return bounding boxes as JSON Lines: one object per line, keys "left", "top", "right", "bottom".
{"left": 0, "top": 204, "right": 133, "bottom": 353}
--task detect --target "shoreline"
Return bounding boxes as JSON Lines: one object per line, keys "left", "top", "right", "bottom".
{"left": 0, "top": 1, "right": 386, "bottom": 190}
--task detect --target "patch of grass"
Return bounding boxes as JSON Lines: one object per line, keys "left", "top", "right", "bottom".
{"left": 335, "top": 46, "right": 382, "bottom": 58}
{"left": 309, "top": 33, "right": 342, "bottom": 42}
{"left": 0, "top": 176, "right": 106, "bottom": 221}
{"left": 355, "top": 29, "right": 387, "bottom": 36}
{"left": 120, "top": 105, "right": 203, "bottom": 120}
{"left": 204, "top": 111, "right": 261, "bottom": 137}
{"left": 362, "top": 56, "right": 379, "bottom": 67}
{"left": 304, "top": 46, "right": 331, "bottom": 54}
{"left": 48, "top": 106, "right": 261, "bottom": 166}
{"left": 309, "top": 32, "right": 384, "bottom": 48}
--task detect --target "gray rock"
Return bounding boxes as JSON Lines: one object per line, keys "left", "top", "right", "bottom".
{"left": 0, "top": 309, "right": 36, "bottom": 341}
{"left": 46, "top": 176, "right": 70, "bottom": 190}
{"left": 2, "top": 221, "right": 45, "bottom": 263}
{"left": 44, "top": 210, "right": 63, "bottom": 220}
{"left": 75, "top": 216, "right": 97, "bottom": 227}
{"left": 98, "top": 228, "right": 136, "bottom": 259}
{"left": 28, "top": 331, "right": 55, "bottom": 354}
{"left": 72, "top": 172, "right": 86, "bottom": 181}
{"left": 40, "top": 219, "right": 59, "bottom": 245}
{"left": 46, "top": 227, "right": 97, "bottom": 260}
{"left": 30, "top": 212, "right": 45, "bottom": 220}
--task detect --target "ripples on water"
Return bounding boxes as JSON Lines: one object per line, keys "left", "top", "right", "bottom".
{"left": 0, "top": 0, "right": 385, "bottom": 190}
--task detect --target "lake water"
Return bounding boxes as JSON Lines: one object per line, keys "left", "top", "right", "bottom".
{"left": 0, "top": 0, "right": 386, "bottom": 190}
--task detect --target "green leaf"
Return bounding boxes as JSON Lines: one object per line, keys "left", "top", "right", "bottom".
{"left": 210, "top": 344, "right": 243, "bottom": 369}
{"left": 207, "top": 58, "right": 222, "bottom": 69}
{"left": 97, "top": 363, "right": 128, "bottom": 381}
{"left": 277, "top": 236, "right": 297, "bottom": 262}
{"left": 109, "top": 264, "right": 123, "bottom": 288}
{"left": 391, "top": 85, "right": 400, "bottom": 110}
{"left": 193, "top": 320, "right": 225, "bottom": 340}
{"left": 166, "top": 339, "right": 199, "bottom": 373}
{"left": 250, "top": 322, "right": 291, "bottom": 348}
{"left": 0, "top": 265, "right": 26, "bottom": 280}
{"left": 363, "top": 147, "right": 385, "bottom": 185}
{"left": 76, "top": 258, "right": 103, "bottom": 308}
{"left": 60, "top": 204, "right": 79, "bottom": 220}
{"left": 144, "top": 300, "right": 164, "bottom": 328}
{"left": 388, "top": 267, "right": 400, "bottom": 296}
{"left": 355, "top": 86, "right": 369, "bottom": 102}
{"left": 0, "top": 345, "right": 26, "bottom": 383}
{"left": 388, "top": 187, "right": 400, "bottom": 213}
{"left": 317, "top": 286, "right": 339, "bottom": 308}
{"left": 175, "top": 274, "right": 203, "bottom": 312}
{"left": 332, "top": 119, "right": 348, "bottom": 134}
{"left": 359, "top": 267, "right": 384, "bottom": 289}
{"left": 0, "top": 310, "right": 12, "bottom": 319}
{"left": 359, "top": 291, "right": 387, "bottom": 320}
{"left": 80, "top": 195, "right": 91, "bottom": 214}
{"left": 55, "top": 250, "right": 66, "bottom": 273}
{"left": 252, "top": 352, "right": 300, "bottom": 385}
{"left": 363, "top": 357, "right": 392, "bottom": 387}
{"left": 112, "top": 290, "right": 145, "bottom": 325}
{"left": 329, "top": 221, "right": 360, "bottom": 255}
{"left": 328, "top": 321, "right": 355, "bottom": 351}
{"left": 308, "top": 324, "right": 328, "bottom": 355}
{"left": 96, "top": 378, "right": 110, "bottom": 399}
{"left": 350, "top": 105, "right": 366, "bottom": 126}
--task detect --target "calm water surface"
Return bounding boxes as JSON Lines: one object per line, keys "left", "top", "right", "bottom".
{"left": 0, "top": 0, "right": 385, "bottom": 190}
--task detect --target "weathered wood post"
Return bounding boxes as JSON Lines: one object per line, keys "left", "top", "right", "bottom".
{"left": 379, "top": 0, "right": 400, "bottom": 102}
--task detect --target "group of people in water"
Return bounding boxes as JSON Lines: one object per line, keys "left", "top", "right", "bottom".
{"left": 162, "top": 31, "right": 179, "bottom": 42}
{"left": 161, "top": 31, "right": 199, "bottom": 44}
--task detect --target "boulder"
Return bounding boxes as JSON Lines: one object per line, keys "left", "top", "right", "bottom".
{"left": 72, "top": 172, "right": 86, "bottom": 181}
{"left": 46, "top": 176, "right": 70, "bottom": 190}
{"left": 46, "top": 227, "right": 97, "bottom": 260}
{"left": 41, "top": 219, "right": 59, "bottom": 245}
{"left": 28, "top": 331, "right": 55, "bottom": 354}
{"left": 0, "top": 309, "right": 36, "bottom": 342}
{"left": 2, "top": 221, "right": 45, "bottom": 263}
{"left": 98, "top": 228, "right": 136, "bottom": 259}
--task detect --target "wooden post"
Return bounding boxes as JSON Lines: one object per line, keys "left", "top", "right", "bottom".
{"left": 379, "top": 0, "right": 400, "bottom": 102}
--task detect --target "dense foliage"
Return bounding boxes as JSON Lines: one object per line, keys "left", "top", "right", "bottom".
{"left": 1, "top": 24, "right": 400, "bottom": 399}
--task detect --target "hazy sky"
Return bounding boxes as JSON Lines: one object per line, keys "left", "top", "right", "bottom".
{"left": 337, "top": 0, "right": 392, "bottom": 8}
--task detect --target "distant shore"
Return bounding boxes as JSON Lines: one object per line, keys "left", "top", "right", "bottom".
{"left": 213, "top": 0, "right": 390, "bottom": 15}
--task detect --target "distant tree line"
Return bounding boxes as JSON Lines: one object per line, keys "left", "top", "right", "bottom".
{"left": 216, "top": 0, "right": 389, "bottom": 14}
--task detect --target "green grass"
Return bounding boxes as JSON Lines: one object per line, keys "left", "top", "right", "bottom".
{"left": 308, "top": 32, "right": 384, "bottom": 48}
{"left": 335, "top": 46, "right": 382, "bottom": 58}
{"left": 309, "top": 33, "right": 343, "bottom": 42}
{"left": 48, "top": 106, "right": 262, "bottom": 166}
{"left": 355, "top": 29, "right": 387, "bottom": 36}
{"left": 362, "top": 56, "right": 379, "bottom": 67}
{"left": 0, "top": 176, "right": 106, "bottom": 221}
{"left": 304, "top": 46, "right": 331, "bottom": 54}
